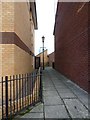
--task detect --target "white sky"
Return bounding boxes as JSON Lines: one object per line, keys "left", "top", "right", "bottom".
{"left": 35, "top": 0, "right": 58, "bottom": 55}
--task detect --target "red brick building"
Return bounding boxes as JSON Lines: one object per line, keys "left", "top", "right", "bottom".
{"left": 54, "top": 2, "right": 88, "bottom": 92}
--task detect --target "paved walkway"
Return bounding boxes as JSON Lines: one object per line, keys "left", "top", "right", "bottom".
{"left": 15, "top": 67, "right": 89, "bottom": 119}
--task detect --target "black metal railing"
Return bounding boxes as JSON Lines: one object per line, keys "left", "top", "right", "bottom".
{"left": 1, "top": 68, "right": 42, "bottom": 120}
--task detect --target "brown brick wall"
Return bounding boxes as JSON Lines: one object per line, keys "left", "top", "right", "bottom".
{"left": 2, "top": 2, "right": 14, "bottom": 32}
{"left": 14, "top": 45, "right": 33, "bottom": 75}
{"left": 0, "top": 2, "right": 2, "bottom": 31}
{"left": 54, "top": 2, "right": 88, "bottom": 91}
{"left": 2, "top": 44, "right": 15, "bottom": 76}
{"left": 48, "top": 52, "right": 54, "bottom": 66}
{"left": 0, "top": 2, "right": 36, "bottom": 118}
{"left": 0, "top": 2, "right": 35, "bottom": 77}
{"left": 14, "top": 2, "right": 34, "bottom": 50}
{"left": 36, "top": 50, "right": 49, "bottom": 67}
{"left": 1, "top": 44, "right": 33, "bottom": 77}
{"left": 0, "top": 44, "right": 2, "bottom": 77}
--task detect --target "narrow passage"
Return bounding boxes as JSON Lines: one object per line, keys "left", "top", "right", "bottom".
{"left": 18, "top": 67, "right": 89, "bottom": 119}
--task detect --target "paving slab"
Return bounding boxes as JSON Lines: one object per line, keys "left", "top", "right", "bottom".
{"left": 59, "top": 92, "right": 77, "bottom": 99}
{"left": 51, "top": 78, "right": 59, "bottom": 81}
{"left": 43, "top": 91, "right": 58, "bottom": 97}
{"left": 63, "top": 79, "right": 89, "bottom": 109}
{"left": 44, "top": 96, "right": 63, "bottom": 105}
{"left": 44, "top": 105, "right": 70, "bottom": 118}
{"left": 21, "top": 112, "right": 44, "bottom": 119}
{"left": 55, "top": 85, "right": 69, "bottom": 89}
{"left": 30, "top": 103, "right": 43, "bottom": 113}
{"left": 15, "top": 118, "right": 44, "bottom": 120}
{"left": 53, "top": 82, "right": 65, "bottom": 86}
{"left": 14, "top": 67, "right": 89, "bottom": 119}
{"left": 63, "top": 99, "right": 89, "bottom": 118}
{"left": 43, "top": 86, "right": 56, "bottom": 91}
{"left": 43, "top": 83, "right": 54, "bottom": 87}
{"left": 57, "top": 88, "right": 73, "bottom": 93}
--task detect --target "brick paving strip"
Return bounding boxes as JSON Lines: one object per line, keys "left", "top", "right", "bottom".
{"left": 14, "top": 67, "right": 90, "bottom": 120}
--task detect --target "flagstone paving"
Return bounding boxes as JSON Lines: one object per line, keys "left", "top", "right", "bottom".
{"left": 14, "top": 67, "right": 90, "bottom": 120}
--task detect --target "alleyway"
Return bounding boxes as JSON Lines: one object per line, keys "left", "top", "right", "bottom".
{"left": 15, "top": 67, "right": 89, "bottom": 119}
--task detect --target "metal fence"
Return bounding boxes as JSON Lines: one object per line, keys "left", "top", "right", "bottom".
{"left": 1, "top": 68, "right": 42, "bottom": 120}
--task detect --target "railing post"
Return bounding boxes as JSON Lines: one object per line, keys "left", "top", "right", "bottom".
{"left": 22, "top": 74, "right": 24, "bottom": 109}
{"left": 5, "top": 76, "right": 8, "bottom": 120}
{"left": 10, "top": 76, "right": 12, "bottom": 119}
{"left": 16, "top": 75, "right": 18, "bottom": 113}
{"left": 2, "top": 77, "right": 3, "bottom": 120}
{"left": 27, "top": 73, "right": 29, "bottom": 106}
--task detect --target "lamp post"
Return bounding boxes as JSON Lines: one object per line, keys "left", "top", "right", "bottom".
{"left": 42, "top": 36, "right": 45, "bottom": 70}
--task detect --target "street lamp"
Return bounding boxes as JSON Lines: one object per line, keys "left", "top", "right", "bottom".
{"left": 42, "top": 36, "right": 45, "bottom": 70}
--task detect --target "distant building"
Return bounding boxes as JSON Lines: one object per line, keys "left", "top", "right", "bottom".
{"left": 0, "top": 2, "right": 38, "bottom": 77}
{"left": 36, "top": 49, "right": 49, "bottom": 67}
{"left": 54, "top": 2, "right": 88, "bottom": 92}
{"left": 48, "top": 52, "right": 55, "bottom": 67}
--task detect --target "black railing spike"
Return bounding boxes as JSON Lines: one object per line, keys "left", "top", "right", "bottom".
{"left": 5, "top": 76, "right": 8, "bottom": 120}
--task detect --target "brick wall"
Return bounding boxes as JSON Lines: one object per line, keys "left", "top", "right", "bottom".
{"left": 0, "top": 44, "right": 2, "bottom": 77}
{"left": 0, "top": 2, "right": 37, "bottom": 118}
{"left": 54, "top": 2, "right": 88, "bottom": 92}
{"left": 14, "top": 2, "right": 32, "bottom": 49}
{"left": 0, "top": 2, "right": 37, "bottom": 77}
{"left": 0, "top": 2, "right": 2, "bottom": 31}
{"left": 2, "top": 2, "right": 14, "bottom": 32}
{"left": 36, "top": 50, "right": 49, "bottom": 67}
{"left": 48, "top": 52, "right": 54, "bottom": 67}
{"left": 14, "top": 45, "right": 33, "bottom": 74}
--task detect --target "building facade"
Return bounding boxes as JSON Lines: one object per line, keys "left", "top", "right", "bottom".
{"left": 48, "top": 52, "right": 54, "bottom": 67}
{"left": 0, "top": 1, "right": 37, "bottom": 77}
{"left": 36, "top": 49, "right": 49, "bottom": 67}
{"left": 0, "top": 2, "right": 37, "bottom": 118}
{"left": 54, "top": 2, "right": 88, "bottom": 92}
